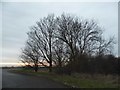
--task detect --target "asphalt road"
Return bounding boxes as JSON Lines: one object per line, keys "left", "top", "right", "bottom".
{"left": 2, "top": 69, "right": 68, "bottom": 88}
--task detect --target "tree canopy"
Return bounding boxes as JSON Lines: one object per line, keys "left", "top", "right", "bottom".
{"left": 20, "top": 14, "right": 116, "bottom": 73}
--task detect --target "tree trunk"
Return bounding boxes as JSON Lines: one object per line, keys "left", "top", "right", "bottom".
{"left": 34, "top": 62, "right": 38, "bottom": 72}
{"left": 49, "top": 62, "right": 52, "bottom": 72}
{"left": 49, "top": 34, "right": 52, "bottom": 72}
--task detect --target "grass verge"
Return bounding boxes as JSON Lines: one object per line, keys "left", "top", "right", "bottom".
{"left": 10, "top": 69, "right": 120, "bottom": 88}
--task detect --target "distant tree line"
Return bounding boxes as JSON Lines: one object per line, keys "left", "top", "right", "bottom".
{"left": 20, "top": 13, "right": 119, "bottom": 75}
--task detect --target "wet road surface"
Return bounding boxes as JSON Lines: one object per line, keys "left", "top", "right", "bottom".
{"left": 2, "top": 69, "right": 68, "bottom": 88}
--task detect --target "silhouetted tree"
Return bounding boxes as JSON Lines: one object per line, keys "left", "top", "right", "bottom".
{"left": 53, "top": 40, "right": 67, "bottom": 67}
{"left": 20, "top": 40, "right": 40, "bottom": 72}
{"left": 20, "top": 13, "right": 116, "bottom": 74}
{"left": 55, "top": 14, "right": 108, "bottom": 74}
{"left": 52, "top": 39, "right": 70, "bottom": 73}
{"left": 96, "top": 36, "right": 115, "bottom": 56}
{"left": 27, "top": 14, "right": 56, "bottom": 72}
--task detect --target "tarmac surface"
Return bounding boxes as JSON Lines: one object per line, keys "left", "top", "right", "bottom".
{"left": 2, "top": 69, "right": 68, "bottom": 88}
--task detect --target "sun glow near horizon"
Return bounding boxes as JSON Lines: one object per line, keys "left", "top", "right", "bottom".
{"left": 0, "top": 61, "right": 49, "bottom": 67}
{"left": 0, "top": 62, "right": 25, "bottom": 67}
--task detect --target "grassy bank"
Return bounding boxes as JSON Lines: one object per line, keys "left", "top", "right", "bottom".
{"left": 10, "top": 69, "right": 120, "bottom": 88}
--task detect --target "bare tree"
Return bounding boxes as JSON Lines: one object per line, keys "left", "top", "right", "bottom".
{"left": 27, "top": 14, "right": 56, "bottom": 72}
{"left": 20, "top": 40, "right": 40, "bottom": 72}
{"left": 20, "top": 13, "right": 115, "bottom": 74}
{"left": 55, "top": 14, "right": 76, "bottom": 63}
{"left": 52, "top": 39, "right": 69, "bottom": 68}
{"left": 56, "top": 14, "right": 101, "bottom": 60}
{"left": 55, "top": 14, "right": 115, "bottom": 73}
{"left": 97, "top": 36, "right": 115, "bottom": 56}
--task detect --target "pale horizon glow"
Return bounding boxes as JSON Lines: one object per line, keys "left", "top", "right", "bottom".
{"left": 0, "top": 62, "right": 25, "bottom": 67}
{"left": 1, "top": 2, "right": 118, "bottom": 66}
{"left": 0, "top": 61, "right": 49, "bottom": 67}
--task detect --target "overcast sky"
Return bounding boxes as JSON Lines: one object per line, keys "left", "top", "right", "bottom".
{"left": 1, "top": 2, "right": 118, "bottom": 65}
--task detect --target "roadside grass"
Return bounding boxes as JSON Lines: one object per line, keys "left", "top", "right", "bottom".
{"left": 10, "top": 69, "right": 120, "bottom": 88}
